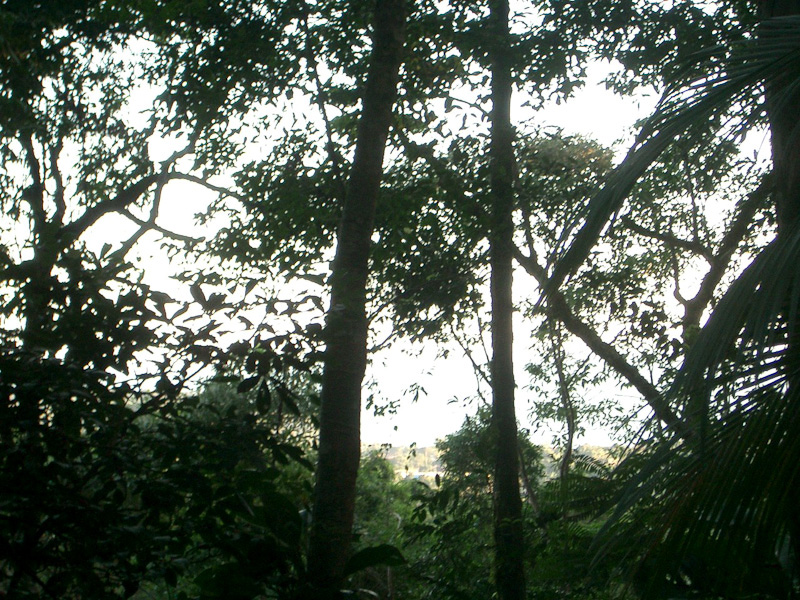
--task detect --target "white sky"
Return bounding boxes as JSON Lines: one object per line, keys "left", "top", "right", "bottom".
{"left": 88, "top": 60, "right": 660, "bottom": 451}
{"left": 361, "top": 63, "right": 660, "bottom": 448}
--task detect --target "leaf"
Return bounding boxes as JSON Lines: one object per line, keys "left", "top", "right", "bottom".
{"left": 243, "top": 278, "right": 258, "bottom": 297}
{"left": 256, "top": 382, "right": 271, "bottom": 414}
{"left": 343, "top": 544, "right": 406, "bottom": 576}
{"left": 237, "top": 375, "right": 260, "bottom": 394}
{"left": 189, "top": 282, "right": 207, "bottom": 307}
{"left": 297, "top": 272, "right": 326, "bottom": 285}
{"left": 205, "top": 292, "right": 226, "bottom": 311}
{"left": 276, "top": 384, "right": 300, "bottom": 416}
{"left": 170, "top": 303, "right": 190, "bottom": 322}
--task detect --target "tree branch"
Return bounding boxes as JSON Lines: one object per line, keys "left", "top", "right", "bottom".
{"left": 118, "top": 208, "right": 202, "bottom": 245}
{"left": 514, "top": 247, "right": 690, "bottom": 439}
{"left": 449, "top": 319, "right": 491, "bottom": 389}
{"left": 57, "top": 170, "right": 238, "bottom": 252}
{"left": 168, "top": 172, "right": 246, "bottom": 201}
{"left": 621, "top": 217, "right": 713, "bottom": 261}
{"left": 58, "top": 173, "right": 160, "bottom": 248}
{"left": 50, "top": 138, "right": 66, "bottom": 224}
{"left": 20, "top": 133, "right": 46, "bottom": 236}
{"left": 681, "top": 173, "right": 772, "bottom": 333}
{"left": 551, "top": 325, "right": 576, "bottom": 490}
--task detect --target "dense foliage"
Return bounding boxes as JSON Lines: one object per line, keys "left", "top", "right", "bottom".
{"left": 2, "top": 0, "right": 798, "bottom": 598}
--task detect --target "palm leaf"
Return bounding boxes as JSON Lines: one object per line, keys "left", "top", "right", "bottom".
{"left": 578, "top": 17, "right": 800, "bottom": 597}
{"left": 594, "top": 202, "right": 800, "bottom": 598}
{"left": 597, "top": 385, "right": 800, "bottom": 597}
{"left": 546, "top": 15, "right": 800, "bottom": 294}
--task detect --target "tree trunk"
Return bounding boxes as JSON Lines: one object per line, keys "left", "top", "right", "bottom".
{"left": 307, "top": 0, "right": 406, "bottom": 594}
{"left": 760, "top": 0, "right": 800, "bottom": 232}
{"left": 759, "top": 0, "right": 800, "bottom": 575}
{"left": 488, "top": 1, "right": 526, "bottom": 599}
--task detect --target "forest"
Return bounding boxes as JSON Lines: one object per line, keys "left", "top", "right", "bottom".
{"left": 1, "top": 0, "right": 799, "bottom": 598}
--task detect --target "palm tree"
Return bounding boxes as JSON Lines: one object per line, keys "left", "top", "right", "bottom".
{"left": 545, "top": 8, "right": 800, "bottom": 597}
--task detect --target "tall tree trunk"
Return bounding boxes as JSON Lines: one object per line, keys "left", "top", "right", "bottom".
{"left": 307, "top": 0, "right": 407, "bottom": 594}
{"left": 488, "top": 1, "right": 526, "bottom": 599}
{"left": 759, "top": 0, "right": 800, "bottom": 574}
{"left": 760, "top": 0, "right": 800, "bottom": 232}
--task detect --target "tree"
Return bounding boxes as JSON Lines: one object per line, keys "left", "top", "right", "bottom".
{"left": 486, "top": 1, "right": 526, "bottom": 598}
{"left": 0, "top": 2, "right": 318, "bottom": 597}
{"left": 306, "top": 0, "right": 408, "bottom": 593}
{"left": 404, "top": 408, "right": 543, "bottom": 600}
{"left": 11, "top": 0, "right": 795, "bottom": 597}
{"left": 539, "top": 3, "right": 800, "bottom": 596}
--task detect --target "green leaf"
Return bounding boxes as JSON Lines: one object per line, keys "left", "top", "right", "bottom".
{"left": 237, "top": 375, "right": 260, "bottom": 394}
{"left": 189, "top": 282, "right": 207, "bottom": 308}
{"left": 343, "top": 544, "right": 406, "bottom": 576}
{"left": 276, "top": 384, "right": 301, "bottom": 416}
{"left": 256, "top": 382, "right": 271, "bottom": 414}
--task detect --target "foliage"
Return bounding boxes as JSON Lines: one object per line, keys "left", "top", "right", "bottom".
{"left": 2, "top": 0, "right": 798, "bottom": 599}
{"left": 401, "top": 408, "right": 541, "bottom": 599}
{"left": 0, "top": 346, "right": 314, "bottom": 599}
{"left": 543, "top": 8, "right": 800, "bottom": 600}
{"left": 346, "top": 451, "right": 416, "bottom": 598}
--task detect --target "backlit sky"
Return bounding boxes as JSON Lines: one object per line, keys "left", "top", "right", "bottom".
{"left": 122, "top": 61, "right": 659, "bottom": 450}
{"left": 361, "top": 63, "right": 659, "bottom": 448}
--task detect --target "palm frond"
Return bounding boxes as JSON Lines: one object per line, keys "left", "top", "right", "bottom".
{"left": 581, "top": 19, "right": 800, "bottom": 595}
{"left": 547, "top": 15, "right": 800, "bottom": 295}
{"left": 597, "top": 384, "right": 800, "bottom": 598}
{"left": 675, "top": 222, "right": 800, "bottom": 423}
{"left": 595, "top": 223, "right": 800, "bottom": 597}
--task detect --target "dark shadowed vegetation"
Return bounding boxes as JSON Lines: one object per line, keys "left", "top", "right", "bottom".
{"left": 1, "top": 0, "right": 799, "bottom": 598}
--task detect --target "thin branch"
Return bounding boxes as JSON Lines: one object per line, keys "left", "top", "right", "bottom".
{"left": 514, "top": 247, "right": 690, "bottom": 439}
{"left": 681, "top": 149, "right": 702, "bottom": 243}
{"left": 449, "top": 319, "right": 491, "bottom": 388}
{"left": 107, "top": 226, "right": 151, "bottom": 265}
{"left": 118, "top": 208, "right": 202, "bottom": 245}
{"left": 20, "top": 133, "right": 45, "bottom": 235}
{"left": 58, "top": 173, "right": 159, "bottom": 247}
{"left": 681, "top": 173, "right": 772, "bottom": 333}
{"left": 621, "top": 217, "right": 713, "bottom": 261}
{"left": 519, "top": 200, "right": 539, "bottom": 266}
{"left": 58, "top": 170, "right": 238, "bottom": 252}
{"left": 444, "top": 94, "right": 491, "bottom": 120}
{"left": 474, "top": 307, "right": 493, "bottom": 372}
{"left": 50, "top": 138, "right": 66, "bottom": 224}
{"left": 168, "top": 172, "right": 246, "bottom": 201}
{"left": 670, "top": 245, "right": 689, "bottom": 306}
{"left": 550, "top": 324, "right": 576, "bottom": 496}
{"left": 366, "top": 326, "right": 400, "bottom": 354}
{"left": 160, "top": 130, "right": 200, "bottom": 169}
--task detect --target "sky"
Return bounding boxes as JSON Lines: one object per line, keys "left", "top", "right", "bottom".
{"left": 117, "top": 60, "right": 661, "bottom": 451}
{"left": 360, "top": 63, "right": 660, "bottom": 449}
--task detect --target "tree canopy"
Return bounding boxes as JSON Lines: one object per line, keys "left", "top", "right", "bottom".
{"left": 1, "top": 0, "right": 798, "bottom": 599}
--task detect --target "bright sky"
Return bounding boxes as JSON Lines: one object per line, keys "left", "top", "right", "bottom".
{"left": 110, "top": 60, "right": 659, "bottom": 451}
{"left": 360, "top": 63, "right": 659, "bottom": 448}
